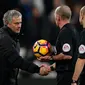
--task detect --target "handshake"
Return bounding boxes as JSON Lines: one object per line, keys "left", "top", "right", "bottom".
{"left": 39, "top": 63, "right": 56, "bottom": 76}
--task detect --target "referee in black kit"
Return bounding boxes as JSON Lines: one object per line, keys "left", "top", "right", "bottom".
{"left": 0, "top": 10, "right": 51, "bottom": 85}
{"left": 72, "top": 6, "right": 85, "bottom": 85}
{"left": 38, "top": 5, "right": 79, "bottom": 85}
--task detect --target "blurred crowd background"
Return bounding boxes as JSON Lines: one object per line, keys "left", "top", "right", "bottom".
{"left": 0, "top": 0, "right": 85, "bottom": 85}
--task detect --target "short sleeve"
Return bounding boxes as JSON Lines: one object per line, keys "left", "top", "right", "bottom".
{"left": 78, "top": 31, "right": 85, "bottom": 59}
{"left": 56, "top": 28, "right": 73, "bottom": 56}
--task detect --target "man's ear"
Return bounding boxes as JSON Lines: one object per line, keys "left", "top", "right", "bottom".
{"left": 58, "top": 16, "right": 61, "bottom": 22}
{"left": 5, "top": 20, "right": 9, "bottom": 25}
{"left": 81, "top": 13, "right": 85, "bottom": 19}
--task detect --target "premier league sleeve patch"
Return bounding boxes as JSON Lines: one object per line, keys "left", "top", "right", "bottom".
{"left": 78, "top": 44, "right": 85, "bottom": 54}
{"left": 62, "top": 43, "right": 71, "bottom": 52}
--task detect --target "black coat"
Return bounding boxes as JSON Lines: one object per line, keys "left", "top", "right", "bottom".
{"left": 0, "top": 26, "right": 40, "bottom": 85}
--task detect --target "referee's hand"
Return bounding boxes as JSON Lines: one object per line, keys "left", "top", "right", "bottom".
{"left": 37, "top": 55, "right": 51, "bottom": 61}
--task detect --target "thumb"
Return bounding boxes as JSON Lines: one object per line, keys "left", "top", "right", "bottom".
{"left": 64, "top": 55, "right": 72, "bottom": 59}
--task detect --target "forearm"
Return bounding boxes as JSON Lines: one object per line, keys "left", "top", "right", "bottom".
{"left": 52, "top": 53, "right": 72, "bottom": 60}
{"left": 72, "top": 58, "right": 85, "bottom": 81}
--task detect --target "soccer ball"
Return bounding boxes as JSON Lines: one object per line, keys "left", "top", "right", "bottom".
{"left": 32, "top": 39, "right": 52, "bottom": 59}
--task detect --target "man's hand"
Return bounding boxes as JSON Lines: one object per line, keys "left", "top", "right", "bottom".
{"left": 39, "top": 64, "right": 51, "bottom": 76}
{"left": 37, "top": 53, "right": 72, "bottom": 61}
{"left": 53, "top": 53, "right": 72, "bottom": 60}
{"left": 37, "top": 56, "right": 51, "bottom": 61}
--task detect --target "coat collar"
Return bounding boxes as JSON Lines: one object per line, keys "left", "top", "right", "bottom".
{"left": 3, "top": 25, "right": 19, "bottom": 41}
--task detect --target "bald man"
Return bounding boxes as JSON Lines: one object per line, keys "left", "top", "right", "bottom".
{"left": 38, "top": 5, "right": 79, "bottom": 85}
{"left": 71, "top": 6, "right": 85, "bottom": 85}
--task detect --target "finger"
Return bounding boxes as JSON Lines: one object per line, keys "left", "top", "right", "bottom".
{"left": 41, "top": 67, "right": 49, "bottom": 76}
{"left": 64, "top": 56, "right": 72, "bottom": 59}
{"left": 40, "top": 57, "right": 47, "bottom": 59}
{"left": 37, "top": 57, "right": 46, "bottom": 62}
{"left": 41, "top": 64, "right": 47, "bottom": 67}
{"left": 42, "top": 65, "right": 51, "bottom": 72}
{"left": 44, "top": 67, "right": 50, "bottom": 73}
{"left": 37, "top": 58, "right": 41, "bottom": 61}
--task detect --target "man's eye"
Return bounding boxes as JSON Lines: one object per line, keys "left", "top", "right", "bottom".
{"left": 15, "top": 22, "right": 22, "bottom": 24}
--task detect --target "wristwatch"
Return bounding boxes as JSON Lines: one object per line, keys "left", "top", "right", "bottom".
{"left": 50, "top": 55, "right": 53, "bottom": 60}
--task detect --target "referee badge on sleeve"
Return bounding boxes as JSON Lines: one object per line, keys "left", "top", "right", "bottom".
{"left": 79, "top": 44, "right": 85, "bottom": 54}
{"left": 62, "top": 43, "right": 71, "bottom": 52}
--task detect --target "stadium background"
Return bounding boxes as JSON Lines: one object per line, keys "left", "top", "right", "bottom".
{"left": 0, "top": 0, "right": 84, "bottom": 85}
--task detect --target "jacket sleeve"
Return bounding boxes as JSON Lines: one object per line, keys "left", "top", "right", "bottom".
{"left": 0, "top": 35, "right": 40, "bottom": 73}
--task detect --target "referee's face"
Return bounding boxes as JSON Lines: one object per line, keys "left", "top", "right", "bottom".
{"left": 79, "top": 12, "right": 82, "bottom": 25}
{"left": 79, "top": 12, "right": 85, "bottom": 25}
{"left": 7, "top": 16, "right": 22, "bottom": 33}
{"left": 55, "top": 14, "right": 60, "bottom": 27}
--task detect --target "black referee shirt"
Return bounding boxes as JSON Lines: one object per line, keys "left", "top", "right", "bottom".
{"left": 55, "top": 23, "right": 79, "bottom": 72}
